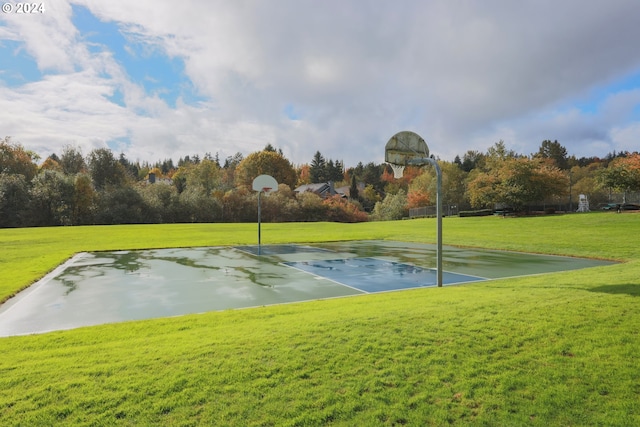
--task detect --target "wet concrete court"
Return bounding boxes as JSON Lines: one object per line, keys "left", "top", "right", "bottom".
{"left": 0, "top": 240, "right": 615, "bottom": 336}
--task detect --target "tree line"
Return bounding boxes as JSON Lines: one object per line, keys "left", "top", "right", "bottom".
{"left": 1, "top": 136, "right": 639, "bottom": 228}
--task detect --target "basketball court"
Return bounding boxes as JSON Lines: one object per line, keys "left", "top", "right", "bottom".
{"left": 0, "top": 240, "right": 615, "bottom": 337}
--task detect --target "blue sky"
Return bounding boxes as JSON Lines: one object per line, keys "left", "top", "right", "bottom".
{"left": 1, "top": 1, "right": 639, "bottom": 166}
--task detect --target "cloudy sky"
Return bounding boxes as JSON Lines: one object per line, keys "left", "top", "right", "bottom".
{"left": 2, "top": 1, "right": 640, "bottom": 168}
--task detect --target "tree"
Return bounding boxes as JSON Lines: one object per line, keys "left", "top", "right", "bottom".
{"left": 72, "top": 173, "right": 96, "bottom": 225}
{"left": 235, "top": 151, "right": 297, "bottom": 189}
{"left": 259, "top": 183, "right": 299, "bottom": 222}
{"left": 178, "top": 185, "right": 222, "bottom": 223}
{"left": 467, "top": 157, "right": 568, "bottom": 211}
{"left": 322, "top": 195, "right": 368, "bottom": 222}
{"left": 407, "top": 189, "right": 430, "bottom": 209}
{"left": 460, "top": 150, "right": 485, "bottom": 172}
{"left": 0, "top": 136, "right": 38, "bottom": 181}
{"left": 536, "top": 140, "right": 569, "bottom": 170}
{"left": 596, "top": 153, "right": 640, "bottom": 203}
{"left": 326, "top": 159, "right": 344, "bottom": 182}
{"left": 466, "top": 169, "right": 500, "bottom": 209}
{"left": 309, "top": 151, "right": 327, "bottom": 183}
{"left": 39, "top": 156, "right": 62, "bottom": 172}
{"left": 408, "top": 170, "right": 433, "bottom": 208}
{"left": 29, "top": 170, "right": 75, "bottom": 226}
{"left": 569, "top": 164, "right": 608, "bottom": 208}
{"left": 138, "top": 182, "right": 180, "bottom": 223}
{"left": 94, "top": 186, "right": 147, "bottom": 224}
{"left": 297, "top": 164, "right": 311, "bottom": 185}
{"left": 440, "top": 161, "right": 470, "bottom": 210}
{"left": 221, "top": 152, "right": 244, "bottom": 191}
{"left": 296, "top": 191, "right": 326, "bottom": 222}
{"left": 0, "top": 174, "right": 30, "bottom": 227}
{"left": 486, "top": 140, "right": 517, "bottom": 168}
{"left": 405, "top": 161, "right": 468, "bottom": 211}
{"left": 222, "top": 188, "right": 256, "bottom": 222}
{"left": 371, "top": 189, "right": 408, "bottom": 221}
{"left": 360, "top": 184, "right": 381, "bottom": 212}
{"left": 349, "top": 174, "right": 359, "bottom": 200}
{"left": 119, "top": 153, "right": 140, "bottom": 179}
{"left": 88, "top": 148, "right": 129, "bottom": 190}
{"left": 180, "top": 159, "right": 222, "bottom": 194}
{"left": 361, "top": 162, "right": 385, "bottom": 193}
{"left": 59, "top": 145, "right": 86, "bottom": 175}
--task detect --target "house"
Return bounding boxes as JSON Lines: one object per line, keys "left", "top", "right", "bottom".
{"left": 335, "top": 182, "right": 365, "bottom": 198}
{"left": 294, "top": 181, "right": 345, "bottom": 199}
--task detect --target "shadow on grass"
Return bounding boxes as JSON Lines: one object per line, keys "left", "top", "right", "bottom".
{"left": 588, "top": 284, "right": 640, "bottom": 297}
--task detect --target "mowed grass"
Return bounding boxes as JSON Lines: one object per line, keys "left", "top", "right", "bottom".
{"left": 1, "top": 213, "right": 639, "bottom": 425}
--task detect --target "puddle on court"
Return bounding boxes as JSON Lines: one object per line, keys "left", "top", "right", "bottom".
{"left": 0, "top": 247, "right": 362, "bottom": 337}
{"left": 0, "top": 241, "right": 616, "bottom": 337}
{"left": 314, "top": 240, "right": 615, "bottom": 279}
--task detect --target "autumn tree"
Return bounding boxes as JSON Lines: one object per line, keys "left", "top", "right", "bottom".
{"left": 408, "top": 161, "right": 469, "bottom": 211}
{"left": 567, "top": 164, "right": 605, "bottom": 207}
{"left": 235, "top": 150, "right": 297, "bottom": 189}
{"left": 0, "top": 136, "right": 38, "bottom": 181}
{"left": 184, "top": 159, "right": 222, "bottom": 194}
{"left": 467, "top": 157, "right": 568, "bottom": 211}
{"left": 72, "top": 174, "right": 96, "bottom": 225}
{"left": 297, "top": 164, "right": 311, "bottom": 185}
{"left": 322, "top": 195, "right": 368, "bottom": 222}
{"left": 39, "top": 156, "right": 62, "bottom": 172}
{"left": 596, "top": 153, "right": 640, "bottom": 203}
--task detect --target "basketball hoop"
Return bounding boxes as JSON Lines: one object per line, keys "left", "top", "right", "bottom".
{"left": 253, "top": 175, "right": 278, "bottom": 193}
{"left": 384, "top": 131, "right": 443, "bottom": 287}
{"left": 390, "top": 164, "right": 405, "bottom": 179}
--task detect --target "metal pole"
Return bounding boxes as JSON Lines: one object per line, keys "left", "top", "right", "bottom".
{"left": 434, "top": 160, "right": 443, "bottom": 287}
{"left": 258, "top": 190, "right": 262, "bottom": 255}
{"left": 410, "top": 157, "right": 443, "bottom": 287}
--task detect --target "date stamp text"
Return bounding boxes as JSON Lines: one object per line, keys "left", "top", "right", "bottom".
{"left": 2, "top": 3, "right": 45, "bottom": 14}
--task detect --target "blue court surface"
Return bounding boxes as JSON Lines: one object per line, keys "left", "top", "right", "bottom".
{"left": 0, "top": 240, "right": 616, "bottom": 336}
{"left": 284, "top": 258, "right": 484, "bottom": 292}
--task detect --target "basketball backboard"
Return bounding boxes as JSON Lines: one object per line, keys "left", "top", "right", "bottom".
{"left": 252, "top": 175, "right": 278, "bottom": 193}
{"left": 385, "top": 131, "right": 429, "bottom": 166}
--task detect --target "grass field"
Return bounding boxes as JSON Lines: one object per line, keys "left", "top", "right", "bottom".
{"left": 1, "top": 213, "right": 639, "bottom": 425}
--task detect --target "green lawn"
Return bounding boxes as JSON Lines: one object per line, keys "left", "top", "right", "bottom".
{"left": 1, "top": 213, "right": 639, "bottom": 425}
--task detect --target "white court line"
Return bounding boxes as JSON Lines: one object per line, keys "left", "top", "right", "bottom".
{"left": 279, "top": 262, "right": 370, "bottom": 294}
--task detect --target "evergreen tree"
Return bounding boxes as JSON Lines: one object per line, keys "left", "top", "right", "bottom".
{"left": 537, "top": 140, "right": 569, "bottom": 170}
{"left": 310, "top": 151, "right": 327, "bottom": 183}
{"left": 349, "top": 174, "right": 359, "bottom": 200}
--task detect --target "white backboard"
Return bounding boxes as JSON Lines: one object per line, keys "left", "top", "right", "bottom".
{"left": 252, "top": 174, "right": 278, "bottom": 193}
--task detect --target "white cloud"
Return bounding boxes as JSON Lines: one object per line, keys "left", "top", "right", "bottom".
{"left": 1, "top": 0, "right": 640, "bottom": 167}
{"left": 611, "top": 123, "right": 640, "bottom": 154}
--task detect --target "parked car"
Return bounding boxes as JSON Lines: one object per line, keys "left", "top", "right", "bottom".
{"left": 599, "top": 203, "right": 640, "bottom": 211}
